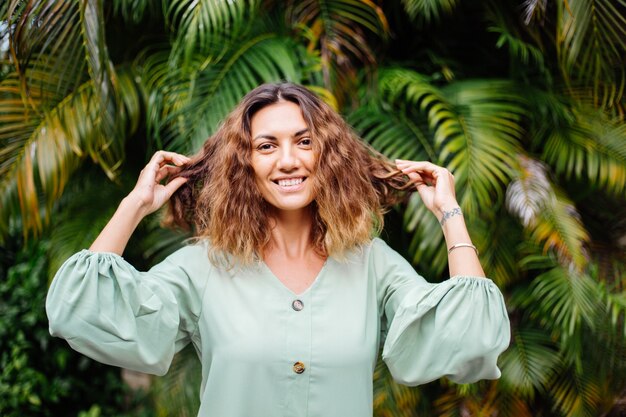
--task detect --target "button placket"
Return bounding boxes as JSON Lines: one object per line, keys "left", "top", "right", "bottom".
{"left": 283, "top": 292, "right": 312, "bottom": 415}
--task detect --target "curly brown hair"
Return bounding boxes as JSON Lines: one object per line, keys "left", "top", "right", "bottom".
{"left": 165, "top": 82, "right": 410, "bottom": 265}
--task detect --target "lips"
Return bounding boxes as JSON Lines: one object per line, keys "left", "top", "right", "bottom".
{"left": 273, "top": 177, "right": 306, "bottom": 187}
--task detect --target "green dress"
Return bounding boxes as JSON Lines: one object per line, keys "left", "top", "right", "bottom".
{"left": 46, "top": 238, "right": 510, "bottom": 417}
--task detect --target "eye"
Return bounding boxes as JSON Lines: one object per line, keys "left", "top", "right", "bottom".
{"left": 298, "top": 137, "right": 312, "bottom": 147}
{"left": 256, "top": 143, "right": 275, "bottom": 152}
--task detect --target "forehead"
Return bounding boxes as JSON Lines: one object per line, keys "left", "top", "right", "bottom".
{"left": 250, "top": 101, "right": 308, "bottom": 137}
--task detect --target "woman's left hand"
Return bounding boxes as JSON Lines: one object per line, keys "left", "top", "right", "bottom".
{"left": 395, "top": 160, "right": 459, "bottom": 216}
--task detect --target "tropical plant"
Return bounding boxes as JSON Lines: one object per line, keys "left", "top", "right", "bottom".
{"left": 1, "top": 0, "right": 625, "bottom": 416}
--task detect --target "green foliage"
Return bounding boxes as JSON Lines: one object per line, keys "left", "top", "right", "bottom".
{"left": 1, "top": 0, "right": 626, "bottom": 416}
{"left": 0, "top": 238, "right": 138, "bottom": 417}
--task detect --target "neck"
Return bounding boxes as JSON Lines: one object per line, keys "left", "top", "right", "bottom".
{"left": 266, "top": 207, "right": 315, "bottom": 259}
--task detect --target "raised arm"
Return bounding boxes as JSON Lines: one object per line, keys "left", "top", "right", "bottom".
{"left": 90, "top": 151, "right": 190, "bottom": 254}
{"left": 395, "top": 159, "right": 484, "bottom": 278}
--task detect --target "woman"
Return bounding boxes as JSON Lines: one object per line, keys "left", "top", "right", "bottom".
{"left": 47, "top": 82, "right": 510, "bottom": 417}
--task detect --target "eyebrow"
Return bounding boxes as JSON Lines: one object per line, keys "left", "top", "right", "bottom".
{"left": 252, "top": 128, "right": 310, "bottom": 142}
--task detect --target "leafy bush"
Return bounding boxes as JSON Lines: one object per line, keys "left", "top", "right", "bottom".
{"left": 0, "top": 238, "right": 147, "bottom": 417}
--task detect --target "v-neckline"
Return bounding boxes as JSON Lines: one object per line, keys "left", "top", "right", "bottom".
{"left": 260, "top": 258, "right": 329, "bottom": 297}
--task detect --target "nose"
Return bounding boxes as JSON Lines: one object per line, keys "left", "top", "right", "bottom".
{"left": 277, "top": 144, "right": 299, "bottom": 171}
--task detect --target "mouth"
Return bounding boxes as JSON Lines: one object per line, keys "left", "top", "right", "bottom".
{"left": 272, "top": 177, "right": 306, "bottom": 187}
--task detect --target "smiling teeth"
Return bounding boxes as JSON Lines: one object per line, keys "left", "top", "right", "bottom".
{"left": 278, "top": 178, "right": 303, "bottom": 187}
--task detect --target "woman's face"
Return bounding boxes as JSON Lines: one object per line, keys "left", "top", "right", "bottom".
{"left": 250, "top": 100, "right": 316, "bottom": 214}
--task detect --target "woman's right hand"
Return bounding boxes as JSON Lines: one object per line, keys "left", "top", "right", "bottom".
{"left": 128, "top": 151, "right": 191, "bottom": 217}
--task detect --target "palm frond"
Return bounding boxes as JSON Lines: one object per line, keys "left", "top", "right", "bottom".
{"left": 0, "top": 67, "right": 142, "bottom": 239}
{"left": 47, "top": 169, "right": 130, "bottom": 280}
{"left": 499, "top": 327, "right": 561, "bottom": 398}
{"left": 112, "top": 0, "right": 161, "bottom": 23}
{"left": 557, "top": 0, "right": 626, "bottom": 104}
{"left": 470, "top": 212, "right": 522, "bottom": 287}
{"left": 441, "top": 80, "right": 526, "bottom": 214}
{"left": 521, "top": 0, "right": 548, "bottom": 25}
{"left": 520, "top": 266, "right": 602, "bottom": 343}
{"left": 166, "top": 0, "right": 259, "bottom": 66}
{"left": 81, "top": 0, "right": 123, "bottom": 142}
{"left": 378, "top": 68, "right": 526, "bottom": 216}
{"left": 542, "top": 108, "right": 626, "bottom": 196}
{"left": 140, "top": 35, "right": 306, "bottom": 153}
{"left": 287, "top": 0, "right": 389, "bottom": 100}
{"left": 347, "top": 102, "right": 435, "bottom": 162}
{"left": 550, "top": 367, "right": 602, "bottom": 417}
{"left": 485, "top": 3, "right": 548, "bottom": 77}
{"left": 506, "top": 155, "right": 590, "bottom": 269}
{"left": 6, "top": 1, "right": 87, "bottom": 104}
{"left": 404, "top": 195, "right": 448, "bottom": 276}
{"left": 401, "top": 0, "right": 458, "bottom": 23}
{"left": 531, "top": 189, "right": 590, "bottom": 269}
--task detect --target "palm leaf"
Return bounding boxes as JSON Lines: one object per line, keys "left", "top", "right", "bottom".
{"left": 506, "top": 155, "right": 590, "bottom": 269}
{"left": 485, "top": 2, "right": 548, "bottom": 77}
{"left": 286, "top": 0, "right": 388, "bottom": 100}
{"left": 521, "top": 0, "right": 548, "bottom": 25}
{"left": 440, "top": 80, "right": 525, "bottom": 214}
{"left": 404, "top": 195, "right": 447, "bottom": 276}
{"left": 518, "top": 265, "right": 602, "bottom": 343}
{"left": 5, "top": 1, "right": 87, "bottom": 104}
{"left": 530, "top": 189, "right": 589, "bottom": 270}
{"left": 557, "top": 0, "right": 626, "bottom": 104}
{"left": 140, "top": 35, "right": 306, "bottom": 153}
{"left": 499, "top": 327, "right": 561, "bottom": 398}
{"left": 549, "top": 367, "right": 602, "bottom": 417}
{"left": 112, "top": 0, "right": 161, "bottom": 23}
{"left": 348, "top": 102, "right": 435, "bottom": 162}
{"left": 378, "top": 69, "right": 526, "bottom": 217}
{"left": 46, "top": 169, "right": 130, "bottom": 280}
{"left": 165, "top": 0, "right": 259, "bottom": 66}
{"left": 0, "top": 67, "right": 142, "bottom": 239}
{"left": 401, "top": 0, "right": 458, "bottom": 23}
{"left": 470, "top": 211, "right": 522, "bottom": 287}
{"left": 542, "top": 108, "right": 626, "bottom": 196}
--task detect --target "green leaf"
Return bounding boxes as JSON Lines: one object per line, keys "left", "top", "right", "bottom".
{"left": 500, "top": 328, "right": 561, "bottom": 398}
{"left": 0, "top": 67, "right": 142, "bottom": 240}
{"left": 166, "top": 0, "right": 260, "bottom": 66}
{"left": 140, "top": 35, "right": 306, "bottom": 153}
{"left": 506, "top": 155, "right": 590, "bottom": 269}
{"left": 542, "top": 108, "right": 626, "bottom": 196}
{"left": 521, "top": 266, "right": 602, "bottom": 340}
{"left": 401, "top": 0, "right": 458, "bottom": 23}
{"left": 557, "top": 0, "right": 626, "bottom": 104}
{"left": 287, "top": 0, "right": 389, "bottom": 99}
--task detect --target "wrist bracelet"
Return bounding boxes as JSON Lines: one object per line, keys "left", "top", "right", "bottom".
{"left": 447, "top": 243, "right": 479, "bottom": 256}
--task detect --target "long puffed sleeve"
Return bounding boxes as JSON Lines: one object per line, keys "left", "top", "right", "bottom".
{"left": 372, "top": 239, "right": 510, "bottom": 386}
{"left": 46, "top": 245, "right": 209, "bottom": 376}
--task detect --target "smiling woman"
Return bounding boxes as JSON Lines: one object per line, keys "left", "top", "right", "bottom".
{"left": 46, "top": 82, "right": 510, "bottom": 417}
{"left": 165, "top": 83, "right": 408, "bottom": 266}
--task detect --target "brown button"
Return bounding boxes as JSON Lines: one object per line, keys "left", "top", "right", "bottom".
{"left": 293, "top": 361, "right": 305, "bottom": 374}
{"left": 292, "top": 299, "right": 304, "bottom": 311}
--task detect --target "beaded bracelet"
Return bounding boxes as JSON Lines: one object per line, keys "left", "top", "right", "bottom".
{"left": 447, "top": 243, "right": 479, "bottom": 256}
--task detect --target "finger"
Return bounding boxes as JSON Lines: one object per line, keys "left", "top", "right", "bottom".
{"left": 406, "top": 172, "right": 428, "bottom": 190}
{"left": 396, "top": 160, "right": 448, "bottom": 176}
{"left": 155, "top": 165, "right": 183, "bottom": 183}
{"left": 163, "top": 176, "right": 188, "bottom": 197}
{"left": 150, "top": 150, "right": 191, "bottom": 166}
